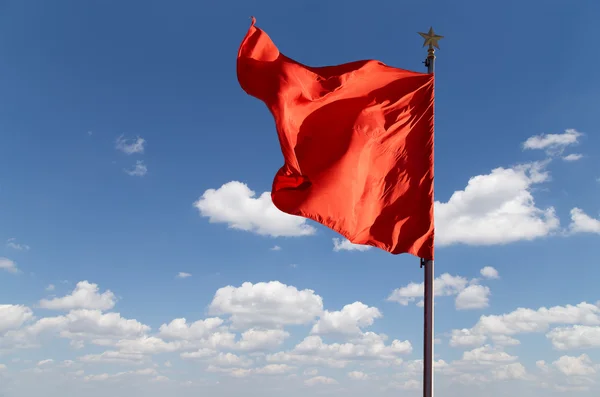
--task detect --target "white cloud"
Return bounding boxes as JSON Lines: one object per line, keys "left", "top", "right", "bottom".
{"left": 311, "top": 302, "right": 382, "bottom": 336}
{"left": 332, "top": 238, "right": 371, "bottom": 252}
{"left": 84, "top": 368, "right": 158, "bottom": 382}
{"left": 270, "top": 245, "right": 281, "bottom": 251}
{"left": 305, "top": 376, "right": 338, "bottom": 386}
{"left": 39, "top": 281, "right": 116, "bottom": 311}
{"left": 455, "top": 285, "right": 491, "bottom": 310}
{"left": 6, "top": 238, "right": 30, "bottom": 251}
{"left": 348, "top": 371, "right": 369, "bottom": 380}
{"left": 211, "top": 352, "right": 253, "bottom": 368}
{"left": 491, "top": 362, "right": 528, "bottom": 380}
{"left": 523, "top": 129, "right": 582, "bottom": 154}
{"left": 116, "top": 135, "right": 145, "bottom": 154}
{"left": 387, "top": 273, "right": 468, "bottom": 306}
{"left": 194, "top": 181, "right": 316, "bottom": 237}
{"left": 0, "top": 305, "right": 34, "bottom": 333}
{"left": 253, "top": 364, "right": 295, "bottom": 375}
{"left": 490, "top": 335, "right": 520, "bottom": 347}
{"left": 46, "top": 284, "right": 55, "bottom": 292}
{"left": 79, "top": 350, "right": 147, "bottom": 365}
{"left": 208, "top": 281, "right": 323, "bottom": 329}
{"left": 236, "top": 328, "right": 290, "bottom": 351}
{"left": 175, "top": 272, "right": 191, "bottom": 279}
{"left": 267, "top": 332, "right": 411, "bottom": 368}
{"left": 201, "top": 159, "right": 559, "bottom": 249}
{"left": 435, "top": 162, "right": 559, "bottom": 247}
{"left": 4, "top": 309, "right": 150, "bottom": 349}
{"left": 552, "top": 354, "right": 596, "bottom": 377}
{"left": 206, "top": 365, "right": 252, "bottom": 378}
{"left": 0, "top": 257, "right": 18, "bottom": 273}
{"left": 206, "top": 363, "right": 295, "bottom": 378}
{"left": 180, "top": 348, "right": 218, "bottom": 360}
{"left": 115, "top": 336, "right": 188, "bottom": 355}
{"left": 480, "top": 266, "right": 499, "bottom": 280}
{"left": 536, "top": 360, "right": 549, "bottom": 372}
{"left": 546, "top": 325, "right": 600, "bottom": 350}
{"left": 568, "top": 208, "right": 600, "bottom": 234}
{"left": 449, "top": 301, "right": 600, "bottom": 348}
{"left": 37, "top": 359, "right": 54, "bottom": 366}
{"left": 461, "top": 345, "right": 518, "bottom": 364}
{"left": 70, "top": 340, "right": 85, "bottom": 349}
{"left": 194, "top": 181, "right": 315, "bottom": 237}
{"left": 563, "top": 153, "right": 583, "bottom": 162}
{"left": 476, "top": 302, "right": 600, "bottom": 335}
{"left": 159, "top": 317, "right": 224, "bottom": 340}
{"left": 124, "top": 160, "right": 147, "bottom": 177}
{"left": 7, "top": 276, "right": 600, "bottom": 393}
{"left": 449, "top": 329, "right": 487, "bottom": 347}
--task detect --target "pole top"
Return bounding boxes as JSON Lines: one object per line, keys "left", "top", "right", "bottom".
{"left": 418, "top": 27, "right": 444, "bottom": 50}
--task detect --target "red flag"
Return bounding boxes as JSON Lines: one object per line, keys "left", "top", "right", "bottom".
{"left": 237, "top": 18, "right": 435, "bottom": 259}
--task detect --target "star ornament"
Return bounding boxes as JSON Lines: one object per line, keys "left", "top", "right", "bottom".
{"left": 418, "top": 27, "right": 444, "bottom": 49}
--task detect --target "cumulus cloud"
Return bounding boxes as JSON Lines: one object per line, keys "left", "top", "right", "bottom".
{"left": 387, "top": 273, "right": 468, "bottom": 306}
{"left": 491, "top": 362, "right": 528, "bottom": 380}
{"left": 461, "top": 345, "right": 518, "bottom": 365}
{"left": 6, "top": 238, "right": 30, "bottom": 251}
{"left": 124, "top": 160, "right": 148, "bottom": 177}
{"left": 5, "top": 276, "right": 600, "bottom": 393}
{"left": 332, "top": 238, "right": 371, "bottom": 252}
{"left": 388, "top": 271, "right": 491, "bottom": 310}
{"left": 2, "top": 309, "right": 150, "bottom": 350}
{"left": 267, "top": 332, "right": 412, "bottom": 368}
{"left": 208, "top": 281, "right": 323, "bottom": 329}
{"left": 449, "top": 329, "right": 488, "bottom": 348}
{"left": 116, "top": 135, "right": 145, "bottom": 154}
{"left": 568, "top": 208, "right": 600, "bottom": 234}
{"left": 37, "top": 359, "right": 54, "bottom": 366}
{"left": 194, "top": 181, "right": 315, "bottom": 237}
{"left": 455, "top": 285, "right": 491, "bottom": 310}
{"left": 200, "top": 159, "right": 560, "bottom": 250}
{"left": 546, "top": 325, "right": 600, "bottom": 350}
{"left": 158, "top": 317, "right": 224, "bottom": 340}
{"left": 562, "top": 153, "right": 583, "bottom": 162}
{"left": 39, "top": 281, "right": 117, "bottom": 311}
{"left": 305, "top": 376, "right": 338, "bottom": 386}
{"left": 236, "top": 329, "right": 290, "bottom": 351}
{"left": 79, "top": 350, "right": 147, "bottom": 365}
{"left": 522, "top": 129, "right": 582, "bottom": 154}
{"left": 480, "top": 266, "right": 500, "bottom": 280}
{"left": 0, "top": 257, "right": 18, "bottom": 274}
{"left": 552, "top": 354, "right": 596, "bottom": 377}
{"left": 348, "top": 371, "right": 369, "bottom": 380}
{"left": 311, "top": 302, "right": 382, "bottom": 336}
{"left": 449, "top": 301, "right": 600, "bottom": 347}
{"left": 84, "top": 368, "right": 158, "bottom": 382}
{"left": 435, "top": 161, "right": 559, "bottom": 246}
{"left": 0, "top": 305, "right": 34, "bottom": 333}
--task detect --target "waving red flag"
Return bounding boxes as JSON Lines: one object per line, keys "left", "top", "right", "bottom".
{"left": 237, "top": 18, "right": 435, "bottom": 259}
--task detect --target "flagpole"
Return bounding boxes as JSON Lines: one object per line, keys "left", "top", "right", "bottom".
{"left": 418, "top": 27, "right": 443, "bottom": 397}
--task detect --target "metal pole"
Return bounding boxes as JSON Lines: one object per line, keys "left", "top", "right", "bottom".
{"left": 417, "top": 27, "right": 442, "bottom": 397}
{"left": 421, "top": 258, "right": 434, "bottom": 397}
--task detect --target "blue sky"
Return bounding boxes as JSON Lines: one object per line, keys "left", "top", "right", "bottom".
{"left": 0, "top": 0, "right": 599, "bottom": 396}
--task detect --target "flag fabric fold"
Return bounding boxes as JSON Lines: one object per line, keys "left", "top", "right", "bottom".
{"left": 237, "top": 17, "right": 435, "bottom": 260}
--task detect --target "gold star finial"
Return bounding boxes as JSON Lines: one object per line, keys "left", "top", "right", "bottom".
{"left": 418, "top": 27, "right": 444, "bottom": 50}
